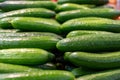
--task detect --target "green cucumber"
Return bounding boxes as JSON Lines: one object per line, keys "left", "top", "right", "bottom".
{"left": 0, "top": 48, "right": 54, "bottom": 65}
{"left": 56, "top": 8, "right": 120, "bottom": 23}
{"left": 0, "top": 1, "right": 57, "bottom": 11}
{"left": 66, "top": 30, "right": 114, "bottom": 38}
{"left": 0, "top": 70, "right": 75, "bottom": 80}
{"left": 61, "top": 17, "right": 120, "bottom": 34}
{"left": 77, "top": 69, "right": 120, "bottom": 80}
{"left": 0, "top": 8, "right": 55, "bottom": 19}
{"left": 0, "top": 36, "right": 59, "bottom": 50}
{"left": 11, "top": 17, "right": 61, "bottom": 34}
{"left": 65, "top": 51, "right": 120, "bottom": 69}
{"left": 56, "top": 3, "right": 89, "bottom": 12}
{"left": 57, "top": 34, "right": 120, "bottom": 52}
{"left": 58, "top": 0, "right": 108, "bottom": 5}
{"left": 0, "top": 63, "right": 42, "bottom": 73}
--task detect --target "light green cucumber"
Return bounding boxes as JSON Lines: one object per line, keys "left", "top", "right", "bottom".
{"left": 0, "top": 1, "right": 57, "bottom": 11}
{"left": 0, "top": 29, "right": 18, "bottom": 33}
{"left": 11, "top": 17, "right": 61, "bottom": 34}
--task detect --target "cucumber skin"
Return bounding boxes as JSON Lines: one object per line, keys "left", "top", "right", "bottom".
{"left": 0, "top": 48, "right": 54, "bottom": 65}
{"left": 11, "top": 17, "right": 61, "bottom": 34}
{"left": 77, "top": 69, "right": 120, "bottom": 80}
{"left": 56, "top": 8, "right": 120, "bottom": 23}
{"left": 0, "top": 1, "right": 57, "bottom": 11}
{"left": 0, "top": 63, "right": 42, "bottom": 73}
{"left": 0, "top": 70, "right": 75, "bottom": 80}
{"left": 0, "top": 8, "right": 55, "bottom": 19}
{"left": 57, "top": 34, "right": 120, "bottom": 52}
{"left": 66, "top": 30, "right": 113, "bottom": 38}
{"left": 0, "top": 36, "right": 59, "bottom": 50}
{"left": 61, "top": 17, "right": 120, "bottom": 34}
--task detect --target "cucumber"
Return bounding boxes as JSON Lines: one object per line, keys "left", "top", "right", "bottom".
{"left": 77, "top": 69, "right": 120, "bottom": 80}
{"left": 56, "top": 8, "right": 120, "bottom": 23}
{"left": 0, "top": 48, "right": 54, "bottom": 65}
{"left": 61, "top": 17, "right": 120, "bottom": 34}
{"left": 56, "top": 3, "right": 89, "bottom": 12}
{"left": 66, "top": 30, "right": 114, "bottom": 38}
{"left": 57, "top": 34, "right": 120, "bottom": 52}
{"left": 0, "top": 1, "right": 57, "bottom": 11}
{"left": 0, "top": 29, "right": 18, "bottom": 33}
{"left": 0, "top": 70, "right": 75, "bottom": 80}
{"left": 11, "top": 17, "right": 61, "bottom": 34}
{"left": 0, "top": 8, "right": 55, "bottom": 19}
{"left": 0, "top": 36, "right": 59, "bottom": 50}
{"left": 58, "top": 0, "right": 108, "bottom": 5}
{"left": 0, "top": 63, "right": 42, "bottom": 73}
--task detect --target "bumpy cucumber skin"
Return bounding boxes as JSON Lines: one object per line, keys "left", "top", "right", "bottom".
{"left": 77, "top": 69, "right": 120, "bottom": 80}
{"left": 56, "top": 3, "right": 89, "bottom": 12}
{"left": 65, "top": 51, "right": 120, "bottom": 69}
{"left": 66, "top": 30, "right": 113, "bottom": 38}
{"left": 56, "top": 8, "right": 120, "bottom": 22}
{"left": 0, "top": 36, "right": 59, "bottom": 50}
{"left": 0, "top": 8, "right": 55, "bottom": 19}
{"left": 0, "top": 48, "right": 54, "bottom": 65}
{"left": 60, "top": 17, "right": 120, "bottom": 33}
{"left": 0, "top": 70, "right": 75, "bottom": 80}
{"left": 57, "top": 34, "right": 120, "bottom": 52}
{"left": 11, "top": 17, "right": 61, "bottom": 34}
{"left": 0, "top": 1, "right": 57, "bottom": 11}
{"left": 0, "top": 63, "right": 42, "bottom": 73}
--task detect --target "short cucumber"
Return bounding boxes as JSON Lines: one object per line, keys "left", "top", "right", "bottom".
{"left": 61, "top": 17, "right": 120, "bottom": 34}
{"left": 11, "top": 17, "right": 61, "bottom": 34}
{"left": 0, "top": 1, "right": 57, "bottom": 11}
{"left": 56, "top": 3, "right": 89, "bottom": 12}
{"left": 0, "top": 63, "right": 42, "bottom": 73}
{"left": 0, "top": 48, "right": 54, "bottom": 65}
{"left": 0, "top": 36, "right": 59, "bottom": 50}
{"left": 66, "top": 30, "right": 114, "bottom": 38}
{"left": 0, "top": 8, "right": 55, "bottom": 19}
{"left": 65, "top": 51, "right": 120, "bottom": 69}
{"left": 57, "top": 34, "right": 120, "bottom": 52}
{"left": 0, "top": 70, "right": 75, "bottom": 80}
{"left": 56, "top": 8, "right": 120, "bottom": 23}
{"left": 77, "top": 69, "right": 120, "bottom": 80}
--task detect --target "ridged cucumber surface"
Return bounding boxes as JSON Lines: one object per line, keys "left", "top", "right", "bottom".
{"left": 0, "top": 70, "right": 75, "bottom": 80}
{"left": 56, "top": 8, "right": 120, "bottom": 22}
{"left": 57, "top": 34, "right": 120, "bottom": 52}
{"left": 11, "top": 17, "right": 61, "bottom": 34}
{"left": 0, "top": 63, "right": 42, "bottom": 73}
{"left": 66, "top": 30, "right": 114, "bottom": 38}
{"left": 61, "top": 17, "right": 120, "bottom": 34}
{"left": 77, "top": 69, "right": 120, "bottom": 80}
{"left": 0, "top": 8, "right": 55, "bottom": 19}
{"left": 0, "top": 1, "right": 57, "bottom": 11}
{"left": 0, "top": 36, "right": 59, "bottom": 50}
{"left": 0, "top": 48, "right": 54, "bottom": 65}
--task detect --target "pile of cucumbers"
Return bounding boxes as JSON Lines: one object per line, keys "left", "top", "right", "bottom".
{"left": 0, "top": 0, "right": 120, "bottom": 80}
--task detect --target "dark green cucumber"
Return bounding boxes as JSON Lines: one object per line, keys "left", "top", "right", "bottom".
{"left": 0, "top": 8, "right": 55, "bottom": 19}
{"left": 0, "top": 48, "right": 54, "bottom": 65}
{"left": 77, "top": 69, "right": 120, "bottom": 80}
{"left": 56, "top": 3, "right": 89, "bottom": 12}
{"left": 61, "top": 17, "right": 120, "bottom": 33}
{"left": 66, "top": 30, "right": 114, "bottom": 38}
{"left": 0, "top": 36, "right": 59, "bottom": 50}
{"left": 0, "top": 32, "right": 63, "bottom": 39}
{"left": 58, "top": 0, "right": 108, "bottom": 5}
{"left": 65, "top": 51, "right": 120, "bottom": 69}
{"left": 0, "top": 70, "right": 75, "bottom": 80}
{"left": 56, "top": 8, "right": 120, "bottom": 22}
{"left": 0, "top": 63, "right": 42, "bottom": 73}
{"left": 11, "top": 17, "right": 61, "bottom": 34}
{"left": 57, "top": 34, "right": 120, "bottom": 52}
{"left": 0, "top": 1, "right": 57, "bottom": 11}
